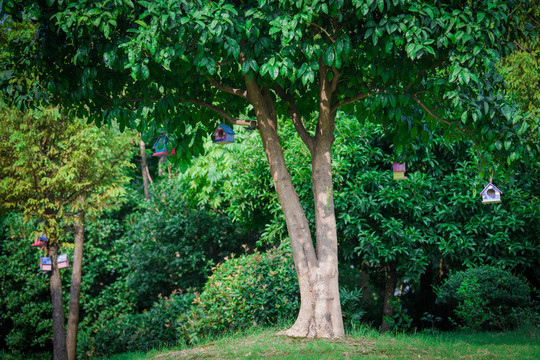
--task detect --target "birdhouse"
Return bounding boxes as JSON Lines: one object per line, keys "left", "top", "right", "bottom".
{"left": 213, "top": 124, "right": 235, "bottom": 144}
{"left": 480, "top": 182, "right": 502, "bottom": 204}
{"left": 31, "top": 235, "right": 48, "bottom": 249}
{"left": 57, "top": 254, "right": 70, "bottom": 269}
{"left": 40, "top": 257, "right": 52, "bottom": 272}
{"left": 152, "top": 136, "right": 176, "bottom": 157}
{"left": 393, "top": 162, "right": 407, "bottom": 180}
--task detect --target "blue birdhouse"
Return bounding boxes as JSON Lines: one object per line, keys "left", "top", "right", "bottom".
{"left": 40, "top": 257, "right": 52, "bottom": 272}
{"left": 152, "top": 136, "right": 176, "bottom": 157}
{"left": 480, "top": 182, "right": 502, "bottom": 204}
{"left": 213, "top": 124, "right": 235, "bottom": 144}
{"left": 57, "top": 254, "right": 70, "bottom": 269}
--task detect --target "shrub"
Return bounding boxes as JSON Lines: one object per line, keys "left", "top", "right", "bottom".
{"left": 340, "top": 288, "right": 366, "bottom": 329}
{"left": 85, "top": 291, "right": 195, "bottom": 358}
{"left": 436, "top": 266, "right": 532, "bottom": 330}
{"left": 184, "top": 247, "right": 299, "bottom": 341}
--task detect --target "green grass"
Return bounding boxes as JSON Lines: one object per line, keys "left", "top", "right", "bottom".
{"left": 103, "top": 326, "right": 540, "bottom": 360}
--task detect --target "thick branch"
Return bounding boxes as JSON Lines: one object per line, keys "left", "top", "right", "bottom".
{"left": 208, "top": 77, "right": 248, "bottom": 99}
{"left": 272, "top": 85, "right": 315, "bottom": 151}
{"left": 187, "top": 99, "right": 257, "bottom": 128}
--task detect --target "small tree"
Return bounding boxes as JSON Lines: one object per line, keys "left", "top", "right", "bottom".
{"left": 0, "top": 104, "right": 135, "bottom": 360}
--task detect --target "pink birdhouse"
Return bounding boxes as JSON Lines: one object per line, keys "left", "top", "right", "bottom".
{"left": 39, "top": 257, "right": 52, "bottom": 272}
{"left": 57, "top": 254, "right": 70, "bottom": 269}
{"left": 152, "top": 136, "right": 176, "bottom": 157}
{"left": 393, "top": 162, "right": 407, "bottom": 180}
{"left": 213, "top": 124, "right": 235, "bottom": 144}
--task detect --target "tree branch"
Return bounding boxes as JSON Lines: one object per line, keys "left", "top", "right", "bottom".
{"left": 331, "top": 92, "right": 370, "bottom": 113}
{"left": 187, "top": 99, "right": 257, "bottom": 128}
{"left": 208, "top": 77, "right": 248, "bottom": 99}
{"left": 411, "top": 94, "right": 472, "bottom": 136}
{"left": 273, "top": 85, "right": 315, "bottom": 151}
{"left": 304, "top": 20, "right": 335, "bottom": 43}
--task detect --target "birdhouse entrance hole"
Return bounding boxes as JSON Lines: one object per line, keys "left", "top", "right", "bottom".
{"left": 487, "top": 188, "right": 495, "bottom": 197}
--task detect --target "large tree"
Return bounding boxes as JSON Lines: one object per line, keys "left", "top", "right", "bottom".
{"left": 2, "top": 0, "right": 537, "bottom": 339}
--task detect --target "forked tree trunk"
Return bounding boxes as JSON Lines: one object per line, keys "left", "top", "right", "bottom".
{"left": 380, "top": 262, "right": 398, "bottom": 333}
{"left": 244, "top": 73, "right": 344, "bottom": 338}
{"left": 49, "top": 243, "right": 68, "bottom": 360}
{"left": 66, "top": 209, "right": 85, "bottom": 360}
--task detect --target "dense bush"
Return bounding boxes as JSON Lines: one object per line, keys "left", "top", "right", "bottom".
{"left": 184, "top": 247, "right": 299, "bottom": 341}
{"left": 436, "top": 266, "right": 533, "bottom": 330}
{"left": 82, "top": 291, "right": 195, "bottom": 358}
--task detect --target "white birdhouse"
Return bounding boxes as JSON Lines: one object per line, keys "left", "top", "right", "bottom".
{"left": 480, "top": 182, "right": 502, "bottom": 204}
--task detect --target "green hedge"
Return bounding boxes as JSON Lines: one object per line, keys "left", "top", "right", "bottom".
{"left": 436, "top": 266, "right": 533, "bottom": 330}
{"left": 183, "top": 247, "right": 299, "bottom": 341}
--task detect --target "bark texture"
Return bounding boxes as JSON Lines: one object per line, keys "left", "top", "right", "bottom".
{"left": 380, "top": 262, "right": 398, "bottom": 333}
{"left": 66, "top": 210, "right": 85, "bottom": 360}
{"left": 139, "top": 137, "right": 152, "bottom": 200}
{"left": 244, "top": 70, "right": 344, "bottom": 338}
{"left": 49, "top": 243, "right": 68, "bottom": 360}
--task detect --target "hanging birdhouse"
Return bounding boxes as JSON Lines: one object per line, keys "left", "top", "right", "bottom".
{"left": 57, "top": 254, "right": 70, "bottom": 269}
{"left": 480, "top": 182, "right": 502, "bottom": 204}
{"left": 39, "top": 257, "right": 52, "bottom": 272}
{"left": 31, "top": 235, "right": 48, "bottom": 249}
{"left": 152, "top": 136, "right": 176, "bottom": 157}
{"left": 393, "top": 162, "right": 407, "bottom": 180}
{"left": 213, "top": 124, "right": 235, "bottom": 144}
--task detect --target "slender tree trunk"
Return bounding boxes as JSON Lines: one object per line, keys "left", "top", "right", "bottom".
{"left": 139, "top": 136, "right": 152, "bottom": 200}
{"left": 244, "top": 73, "right": 343, "bottom": 338}
{"left": 66, "top": 209, "right": 85, "bottom": 360}
{"left": 380, "top": 262, "right": 398, "bottom": 333}
{"left": 49, "top": 243, "right": 68, "bottom": 360}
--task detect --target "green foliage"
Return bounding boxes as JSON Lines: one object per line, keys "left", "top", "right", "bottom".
{"left": 339, "top": 288, "right": 366, "bottom": 328}
{"left": 3, "top": 0, "right": 537, "bottom": 169}
{"left": 122, "top": 176, "right": 254, "bottom": 311}
{"left": 184, "top": 247, "right": 299, "bottom": 341}
{"left": 0, "top": 104, "right": 136, "bottom": 243}
{"left": 383, "top": 298, "right": 413, "bottom": 332}
{"left": 83, "top": 292, "right": 195, "bottom": 358}
{"left": 0, "top": 213, "right": 54, "bottom": 355}
{"left": 436, "top": 266, "right": 533, "bottom": 330}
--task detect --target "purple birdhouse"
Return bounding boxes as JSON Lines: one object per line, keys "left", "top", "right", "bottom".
{"left": 57, "top": 254, "right": 70, "bottom": 269}
{"left": 40, "top": 257, "right": 52, "bottom": 272}
{"left": 152, "top": 136, "right": 176, "bottom": 157}
{"left": 480, "top": 182, "right": 502, "bottom": 204}
{"left": 213, "top": 124, "right": 235, "bottom": 144}
{"left": 392, "top": 162, "right": 407, "bottom": 180}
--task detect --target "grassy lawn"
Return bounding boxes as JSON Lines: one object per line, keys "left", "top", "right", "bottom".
{"left": 105, "top": 326, "right": 539, "bottom": 360}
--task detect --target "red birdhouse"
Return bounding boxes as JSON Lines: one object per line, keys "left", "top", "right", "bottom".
{"left": 213, "top": 124, "right": 235, "bottom": 144}
{"left": 393, "top": 162, "right": 407, "bottom": 180}
{"left": 31, "top": 235, "right": 48, "bottom": 249}
{"left": 152, "top": 136, "right": 176, "bottom": 157}
{"left": 57, "top": 254, "right": 70, "bottom": 269}
{"left": 39, "top": 257, "right": 52, "bottom": 272}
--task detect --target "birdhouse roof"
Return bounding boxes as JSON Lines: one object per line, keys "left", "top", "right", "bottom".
{"left": 215, "top": 124, "right": 235, "bottom": 135}
{"left": 152, "top": 136, "right": 167, "bottom": 149}
{"left": 40, "top": 257, "right": 52, "bottom": 265}
{"left": 58, "top": 254, "right": 68, "bottom": 262}
{"left": 480, "top": 182, "right": 503, "bottom": 195}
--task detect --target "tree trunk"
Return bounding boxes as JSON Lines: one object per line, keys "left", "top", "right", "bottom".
{"left": 244, "top": 73, "right": 344, "bottom": 338}
{"left": 139, "top": 136, "right": 152, "bottom": 200}
{"left": 66, "top": 209, "right": 84, "bottom": 360}
{"left": 49, "top": 243, "right": 68, "bottom": 360}
{"left": 380, "top": 262, "right": 398, "bottom": 333}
